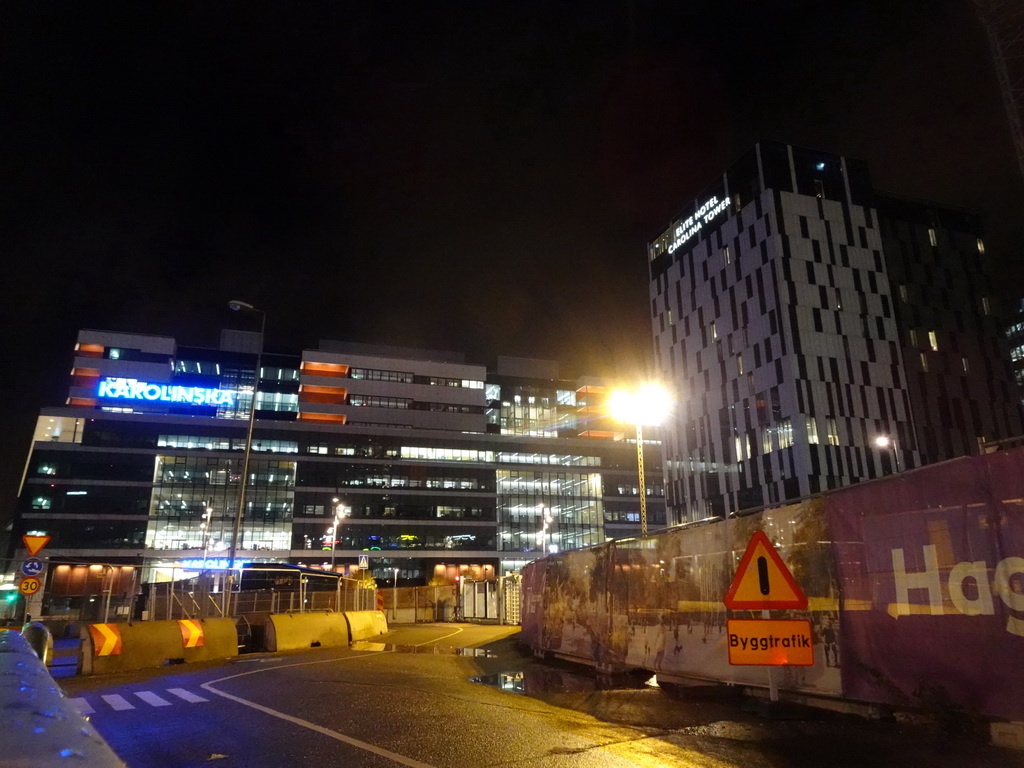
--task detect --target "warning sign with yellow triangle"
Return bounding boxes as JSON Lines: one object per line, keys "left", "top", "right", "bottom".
{"left": 723, "top": 530, "right": 807, "bottom": 610}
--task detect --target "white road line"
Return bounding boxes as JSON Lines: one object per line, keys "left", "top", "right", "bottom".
{"left": 101, "top": 694, "right": 135, "bottom": 711}
{"left": 69, "top": 697, "right": 94, "bottom": 715}
{"left": 167, "top": 687, "right": 208, "bottom": 703}
{"left": 135, "top": 691, "right": 172, "bottom": 707}
{"left": 201, "top": 651, "right": 437, "bottom": 768}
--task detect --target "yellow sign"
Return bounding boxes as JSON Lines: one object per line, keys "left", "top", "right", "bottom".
{"left": 88, "top": 623, "right": 123, "bottom": 656}
{"left": 178, "top": 619, "right": 205, "bottom": 648}
{"left": 727, "top": 619, "right": 814, "bottom": 666}
{"left": 18, "top": 576, "right": 41, "bottom": 595}
{"left": 22, "top": 535, "right": 51, "bottom": 558}
{"left": 723, "top": 530, "right": 807, "bottom": 610}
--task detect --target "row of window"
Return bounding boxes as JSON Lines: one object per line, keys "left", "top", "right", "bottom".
{"left": 348, "top": 367, "right": 484, "bottom": 389}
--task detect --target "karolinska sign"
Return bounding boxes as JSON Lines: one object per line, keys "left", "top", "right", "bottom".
{"left": 97, "top": 377, "right": 236, "bottom": 407}
{"left": 667, "top": 195, "right": 730, "bottom": 254}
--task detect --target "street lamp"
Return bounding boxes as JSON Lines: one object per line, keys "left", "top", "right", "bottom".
{"left": 538, "top": 505, "right": 553, "bottom": 555}
{"left": 610, "top": 383, "right": 673, "bottom": 536}
{"left": 328, "top": 499, "right": 350, "bottom": 572}
{"left": 875, "top": 434, "right": 901, "bottom": 474}
{"left": 225, "top": 300, "right": 266, "bottom": 612}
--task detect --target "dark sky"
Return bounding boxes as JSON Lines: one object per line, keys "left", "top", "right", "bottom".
{"left": 2, "top": 1, "right": 1021, "bottom": 528}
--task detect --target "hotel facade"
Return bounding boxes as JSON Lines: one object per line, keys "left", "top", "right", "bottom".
{"left": 649, "top": 141, "right": 1023, "bottom": 524}
{"left": 8, "top": 331, "right": 663, "bottom": 612}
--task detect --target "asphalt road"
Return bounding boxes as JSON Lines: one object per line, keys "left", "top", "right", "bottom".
{"left": 58, "top": 623, "right": 1024, "bottom": 768}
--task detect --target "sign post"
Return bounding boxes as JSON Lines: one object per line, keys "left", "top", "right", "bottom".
{"left": 723, "top": 530, "right": 812, "bottom": 702}
{"left": 18, "top": 535, "right": 51, "bottom": 623}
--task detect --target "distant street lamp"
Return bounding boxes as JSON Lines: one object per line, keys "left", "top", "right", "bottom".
{"left": 329, "top": 499, "right": 350, "bottom": 572}
{"left": 875, "top": 434, "right": 901, "bottom": 474}
{"left": 225, "top": 300, "right": 266, "bottom": 613}
{"left": 610, "top": 383, "right": 673, "bottom": 536}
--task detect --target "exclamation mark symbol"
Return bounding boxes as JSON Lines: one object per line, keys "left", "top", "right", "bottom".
{"left": 757, "top": 556, "right": 770, "bottom": 595}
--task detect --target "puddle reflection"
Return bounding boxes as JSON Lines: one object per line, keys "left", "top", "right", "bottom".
{"left": 351, "top": 641, "right": 494, "bottom": 657}
{"left": 472, "top": 668, "right": 657, "bottom": 695}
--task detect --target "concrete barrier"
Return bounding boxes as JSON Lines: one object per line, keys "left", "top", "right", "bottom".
{"left": 344, "top": 610, "right": 388, "bottom": 641}
{"left": 264, "top": 611, "right": 351, "bottom": 652}
{"left": 80, "top": 618, "right": 239, "bottom": 676}
{"left": 0, "top": 629, "right": 126, "bottom": 767}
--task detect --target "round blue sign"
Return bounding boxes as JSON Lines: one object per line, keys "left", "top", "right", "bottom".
{"left": 21, "top": 557, "right": 44, "bottom": 577}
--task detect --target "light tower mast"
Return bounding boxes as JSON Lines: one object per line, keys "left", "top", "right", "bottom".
{"left": 974, "top": 1, "right": 1024, "bottom": 186}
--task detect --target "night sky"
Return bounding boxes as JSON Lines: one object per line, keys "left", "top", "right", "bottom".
{"left": 2, "top": 1, "right": 1021, "bottom": 531}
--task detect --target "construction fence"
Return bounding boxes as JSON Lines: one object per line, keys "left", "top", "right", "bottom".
{"left": 521, "top": 444, "right": 1024, "bottom": 722}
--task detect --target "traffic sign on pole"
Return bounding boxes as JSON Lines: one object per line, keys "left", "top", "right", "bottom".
{"left": 18, "top": 577, "right": 41, "bottom": 596}
{"left": 20, "top": 558, "right": 44, "bottom": 577}
{"left": 22, "top": 535, "right": 51, "bottom": 558}
{"left": 723, "top": 530, "right": 807, "bottom": 610}
{"left": 358, "top": 555, "right": 369, "bottom": 569}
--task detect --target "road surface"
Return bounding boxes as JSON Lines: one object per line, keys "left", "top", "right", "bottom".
{"left": 58, "top": 623, "right": 1023, "bottom": 768}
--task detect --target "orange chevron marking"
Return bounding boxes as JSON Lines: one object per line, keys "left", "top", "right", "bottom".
{"left": 178, "top": 619, "right": 205, "bottom": 648}
{"left": 88, "top": 623, "right": 122, "bottom": 656}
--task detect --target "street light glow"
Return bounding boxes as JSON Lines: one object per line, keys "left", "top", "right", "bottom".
{"left": 609, "top": 383, "right": 673, "bottom": 426}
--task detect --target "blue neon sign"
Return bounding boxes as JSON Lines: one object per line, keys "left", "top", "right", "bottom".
{"left": 97, "top": 377, "right": 236, "bottom": 407}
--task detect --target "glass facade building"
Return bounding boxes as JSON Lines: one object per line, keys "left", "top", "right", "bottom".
{"left": 10, "top": 333, "right": 664, "bottom": 592}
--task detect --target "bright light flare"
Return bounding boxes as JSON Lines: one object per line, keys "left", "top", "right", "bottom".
{"left": 609, "top": 383, "right": 673, "bottom": 426}
{"left": 875, "top": 436, "right": 892, "bottom": 448}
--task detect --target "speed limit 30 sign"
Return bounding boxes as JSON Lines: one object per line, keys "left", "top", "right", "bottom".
{"left": 18, "top": 576, "right": 41, "bottom": 595}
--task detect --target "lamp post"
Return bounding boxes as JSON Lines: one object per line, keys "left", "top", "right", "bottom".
{"left": 538, "top": 504, "right": 553, "bottom": 555}
{"left": 610, "top": 383, "right": 673, "bottom": 536}
{"left": 393, "top": 567, "right": 399, "bottom": 621}
{"left": 225, "top": 300, "right": 265, "bottom": 613}
{"left": 875, "top": 434, "right": 901, "bottom": 474}
{"left": 328, "top": 499, "right": 350, "bottom": 573}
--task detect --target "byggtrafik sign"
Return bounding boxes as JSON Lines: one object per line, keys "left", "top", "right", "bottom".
{"left": 97, "top": 377, "right": 236, "bottom": 407}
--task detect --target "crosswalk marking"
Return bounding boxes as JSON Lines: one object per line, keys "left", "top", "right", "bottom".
{"left": 101, "top": 694, "right": 135, "bottom": 711}
{"left": 135, "top": 691, "right": 172, "bottom": 707}
{"left": 167, "top": 687, "right": 208, "bottom": 703}
{"left": 69, "top": 697, "right": 94, "bottom": 715}
{"left": 75, "top": 688, "right": 210, "bottom": 714}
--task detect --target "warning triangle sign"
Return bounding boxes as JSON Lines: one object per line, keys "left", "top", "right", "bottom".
{"left": 23, "top": 535, "right": 51, "bottom": 558}
{"left": 723, "top": 530, "right": 807, "bottom": 610}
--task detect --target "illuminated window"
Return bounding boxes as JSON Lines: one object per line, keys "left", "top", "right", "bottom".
{"left": 806, "top": 416, "right": 819, "bottom": 444}
{"left": 928, "top": 331, "right": 938, "bottom": 351}
{"left": 32, "top": 496, "right": 52, "bottom": 510}
{"left": 977, "top": 239, "right": 985, "bottom": 254}
{"left": 761, "top": 427, "right": 773, "bottom": 454}
{"left": 928, "top": 228, "right": 937, "bottom": 247}
{"left": 778, "top": 419, "right": 794, "bottom": 449}
{"left": 736, "top": 355, "right": 744, "bottom": 376}
{"left": 734, "top": 436, "right": 744, "bottom": 461}
{"left": 814, "top": 179, "right": 825, "bottom": 199}
{"left": 962, "top": 357, "right": 969, "bottom": 373}
{"left": 826, "top": 418, "right": 839, "bottom": 446}
{"left": 724, "top": 245, "right": 732, "bottom": 265}
{"left": 982, "top": 297, "right": 991, "bottom": 315}
{"left": 909, "top": 329, "right": 918, "bottom": 346}
{"left": 710, "top": 322, "right": 718, "bottom": 341}
{"left": 899, "top": 285, "right": 908, "bottom": 302}
{"left": 920, "top": 352, "right": 929, "bottom": 372}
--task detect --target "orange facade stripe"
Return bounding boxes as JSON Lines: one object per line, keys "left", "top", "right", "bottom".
{"left": 68, "top": 397, "right": 97, "bottom": 407}
{"left": 298, "top": 412, "right": 348, "bottom": 424}
{"left": 301, "top": 361, "right": 350, "bottom": 377}
{"left": 577, "top": 430, "right": 620, "bottom": 440}
{"left": 76, "top": 343, "right": 105, "bottom": 358}
{"left": 299, "top": 385, "right": 349, "bottom": 396}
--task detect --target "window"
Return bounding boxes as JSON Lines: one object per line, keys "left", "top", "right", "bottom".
{"left": 928, "top": 228, "right": 937, "bottom": 247}
{"left": 899, "top": 285, "right": 908, "bottom": 302}
{"left": 709, "top": 322, "right": 718, "bottom": 342}
{"left": 778, "top": 419, "right": 794, "bottom": 449}
{"left": 806, "top": 416, "right": 819, "bottom": 444}
{"left": 762, "top": 427, "right": 773, "bottom": 454}
{"left": 724, "top": 245, "right": 732, "bottom": 265}
{"left": 734, "top": 436, "right": 744, "bottom": 462}
{"left": 928, "top": 331, "right": 938, "bottom": 351}
{"left": 814, "top": 179, "right": 825, "bottom": 199}
{"left": 962, "top": 357, "right": 970, "bottom": 373}
{"left": 909, "top": 329, "right": 918, "bottom": 346}
{"left": 920, "top": 352, "right": 929, "bottom": 372}
{"left": 826, "top": 418, "right": 839, "bottom": 446}
{"left": 977, "top": 238, "right": 985, "bottom": 254}
{"left": 982, "top": 297, "right": 991, "bottom": 315}
{"left": 32, "top": 496, "right": 52, "bottom": 510}
{"left": 736, "top": 355, "right": 744, "bottom": 376}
